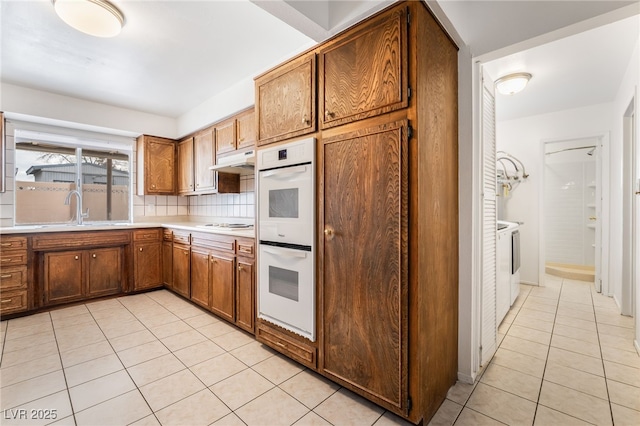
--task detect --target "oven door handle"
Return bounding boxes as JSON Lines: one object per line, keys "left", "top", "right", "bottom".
{"left": 260, "top": 165, "right": 307, "bottom": 179}
{"left": 263, "top": 247, "right": 308, "bottom": 258}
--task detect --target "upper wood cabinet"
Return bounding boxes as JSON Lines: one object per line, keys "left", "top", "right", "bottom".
{"left": 319, "top": 6, "right": 408, "bottom": 129}
{"left": 215, "top": 119, "right": 236, "bottom": 156}
{"left": 194, "top": 129, "right": 216, "bottom": 192}
{"left": 177, "top": 137, "right": 194, "bottom": 194}
{"left": 216, "top": 108, "right": 256, "bottom": 156}
{"left": 255, "top": 52, "right": 316, "bottom": 146}
{"left": 136, "top": 135, "right": 176, "bottom": 195}
{"left": 236, "top": 109, "right": 256, "bottom": 150}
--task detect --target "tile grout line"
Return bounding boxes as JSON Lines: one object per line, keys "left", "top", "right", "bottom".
{"left": 590, "top": 283, "right": 616, "bottom": 425}
{"left": 48, "top": 310, "right": 79, "bottom": 425}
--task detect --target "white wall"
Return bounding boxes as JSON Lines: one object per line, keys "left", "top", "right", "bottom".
{"left": 1, "top": 83, "right": 177, "bottom": 139}
{"left": 176, "top": 77, "right": 255, "bottom": 138}
{"left": 497, "top": 102, "right": 613, "bottom": 285}
{"left": 609, "top": 35, "right": 639, "bottom": 327}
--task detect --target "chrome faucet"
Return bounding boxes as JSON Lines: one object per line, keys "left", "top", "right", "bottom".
{"left": 64, "top": 189, "right": 89, "bottom": 225}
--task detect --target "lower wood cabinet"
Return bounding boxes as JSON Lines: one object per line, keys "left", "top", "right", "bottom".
{"left": 43, "top": 247, "right": 122, "bottom": 306}
{"left": 209, "top": 251, "right": 235, "bottom": 322}
{"left": 190, "top": 247, "right": 211, "bottom": 309}
{"left": 0, "top": 236, "right": 29, "bottom": 315}
{"left": 235, "top": 256, "right": 254, "bottom": 333}
{"left": 133, "top": 229, "right": 163, "bottom": 291}
{"left": 162, "top": 241, "right": 173, "bottom": 287}
{"left": 172, "top": 244, "right": 191, "bottom": 298}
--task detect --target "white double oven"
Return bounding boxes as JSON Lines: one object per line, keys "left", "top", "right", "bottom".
{"left": 257, "top": 137, "right": 315, "bottom": 341}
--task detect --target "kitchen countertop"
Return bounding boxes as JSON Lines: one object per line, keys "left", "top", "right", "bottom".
{"left": 0, "top": 222, "right": 255, "bottom": 239}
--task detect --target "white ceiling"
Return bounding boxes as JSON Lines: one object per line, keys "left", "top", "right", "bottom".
{"left": 1, "top": 0, "right": 639, "bottom": 123}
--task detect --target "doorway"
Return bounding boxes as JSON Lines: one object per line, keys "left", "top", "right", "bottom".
{"left": 540, "top": 137, "right": 603, "bottom": 289}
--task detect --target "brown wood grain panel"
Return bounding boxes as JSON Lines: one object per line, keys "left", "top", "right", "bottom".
{"left": 256, "top": 321, "right": 316, "bottom": 368}
{"left": 33, "top": 231, "right": 130, "bottom": 250}
{"left": 236, "top": 109, "right": 256, "bottom": 150}
{"left": 191, "top": 233, "right": 235, "bottom": 252}
{"left": 190, "top": 247, "right": 211, "bottom": 309}
{"left": 178, "top": 137, "right": 194, "bottom": 193}
{"left": 194, "top": 129, "right": 216, "bottom": 192}
{"left": 0, "top": 290, "right": 27, "bottom": 314}
{"left": 235, "top": 257, "right": 254, "bottom": 333}
{"left": 133, "top": 242, "right": 162, "bottom": 291}
{"left": 215, "top": 119, "right": 236, "bottom": 156}
{"left": 321, "top": 121, "right": 408, "bottom": 410}
{"left": 0, "top": 266, "right": 27, "bottom": 290}
{"left": 87, "top": 247, "right": 122, "bottom": 297}
{"left": 44, "top": 251, "right": 84, "bottom": 304}
{"left": 162, "top": 241, "right": 173, "bottom": 287}
{"left": 0, "top": 236, "right": 27, "bottom": 250}
{"left": 133, "top": 229, "right": 162, "bottom": 241}
{"left": 319, "top": 6, "right": 408, "bottom": 129}
{"left": 413, "top": 3, "right": 459, "bottom": 421}
{"left": 172, "top": 244, "right": 190, "bottom": 298}
{"left": 210, "top": 252, "right": 234, "bottom": 322}
{"left": 256, "top": 52, "right": 316, "bottom": 145}
{"left": 143, "top": 136, "right": 176, "bottom": 195}
{"left": 0, "top": 251, "right": 27, "bottom": 267}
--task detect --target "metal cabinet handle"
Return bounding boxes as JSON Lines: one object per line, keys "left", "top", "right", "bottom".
{"left": 139, "top": 247, "right": 144, "bottom": 252}
{"left": 1, "top": 274, "right": 11, "bottom": 279}
{"left": 238, "top": 265, "right": 244, "bottom": 272}
{"left": 0, "top": 243, "right": 12, "bottom": 247}
{"left": 1, "top": 299, "right": 12, "bottom": 303}
{"left": 151, "top": 184, "right": 156, "bottom": 189}
{"left": 92, "top": 254, "right": 97, "bottom": 258}
{"left": 1, "top": 259, "right": 11, "bottom": 262}
{"left": 75, "top": 256, "right": 79, "bottom": 260}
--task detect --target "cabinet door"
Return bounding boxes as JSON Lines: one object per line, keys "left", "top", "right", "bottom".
{"left": 210, "top": 252, "right": 235, "bottom": 322}
{"left": 178, "top": 137, "right": 194, "bottom": 193}
{"left": 172, "top": 245, "right": 190, "bottom": 297}
{"left": 256, "top": 52, "right": 316, "bottom": 145}
{"left": 236, "top": 110, "right": 255, "bottom": 150}
{"left": 321, "top": 121, "right": 409, "bottom": 411}
{"left": 215, "top": 119, "right": 236, "bottom": 156}
{"left": 194, "top": 130, "right": 215, "bottom": 192}
{"left": 162, "top": 241, "right": 173, "bottom": 287}
{"left": 235, "top": 257, "right": 254, "bottom": 333}
{"left": 190, "top": 247, "right": 211, "bottom": 309}
{"left": 319, "top": 6, "right": 408, "bottom": 129}
{"left": 145, "top": 137, "right": 176, "bottom": 194}
{"left": 134, "top": 242, "right": 162, "bottom": 291}
{"left": 87, "top": 247, "right": 122, "bottom": 297}
{"left": 44, "top": 251, "right": 84, "bottom": 305}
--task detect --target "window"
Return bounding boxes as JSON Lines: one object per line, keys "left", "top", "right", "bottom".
{"left": 14, "top": 132, "right": 131, "bottom": 225}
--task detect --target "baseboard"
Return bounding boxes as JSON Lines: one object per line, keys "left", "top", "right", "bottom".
{"left": 457, "top": 371, "right": 475, "bottom": 385}
{"left": 520, "top": 280, "right": 539, "bottom": 286}
{"left": 635, "top": 339, "right": 640, "bottom": 356}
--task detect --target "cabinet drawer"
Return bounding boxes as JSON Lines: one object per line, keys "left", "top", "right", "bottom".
{"left": 0, "top": 290, "right": 28, "bottom": 315}
{"left": 236, "top": 239, "right": 255, "bottom": 258}
{"left": 0, "top": 266, "right": 27, "bottom": 290}
{"left": 191, "top": 233, "right": 235, "bottom": 252}
{"left": 163, "top": 229, "right": 173, "bottom": 241}
{"left": 33, "top": 231, "right": 130, "bottom": 250}
{"left": 133, "top": 229, "right": 162, "bottom": 241}
{"left": 0, "top": 237, "right": 27, "bottom": 251}
{"left": 172, "top": 231, "right": 191, "bottom": 245}
{"left": 0, "top": 251, "right": 27, "bottom": 266}
{"left": 257, "top": 323, "right": 316, "bottom": 369}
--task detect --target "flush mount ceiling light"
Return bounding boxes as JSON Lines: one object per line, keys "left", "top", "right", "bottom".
{"left": 52, "top": 0, "right": 125, "bottom": 38}
{"left": 495, "top": 72, "right": 532, "bottom": 96}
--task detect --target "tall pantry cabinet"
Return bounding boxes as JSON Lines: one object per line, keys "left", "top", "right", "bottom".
{"left": 254, "top": 2, "right": 458, "bottom": 424}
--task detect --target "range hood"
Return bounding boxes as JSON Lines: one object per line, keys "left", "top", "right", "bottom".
{"left": 209, "top": 150, "right": 255, "bottom": 175}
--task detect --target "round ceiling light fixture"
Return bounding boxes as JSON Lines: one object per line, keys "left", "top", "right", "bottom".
{"left": 495, "top": 72, "right": 532, "bottom": 96}
{"left": 52, "top": 0, "right": 125, "bottom": 38}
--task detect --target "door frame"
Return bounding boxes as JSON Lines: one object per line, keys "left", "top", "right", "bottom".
{"left": 538, "top": 133, "right": 609, "bottom": 291}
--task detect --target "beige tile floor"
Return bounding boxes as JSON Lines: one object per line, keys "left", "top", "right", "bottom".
{"left": 429, "top": 275, "right": 640, "bottom": 426}
{"left": 1, "top": 276, "right": 638, "bottom": 426}
{"left": 0, "top": 290, "right": 412, "bottom": 426}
